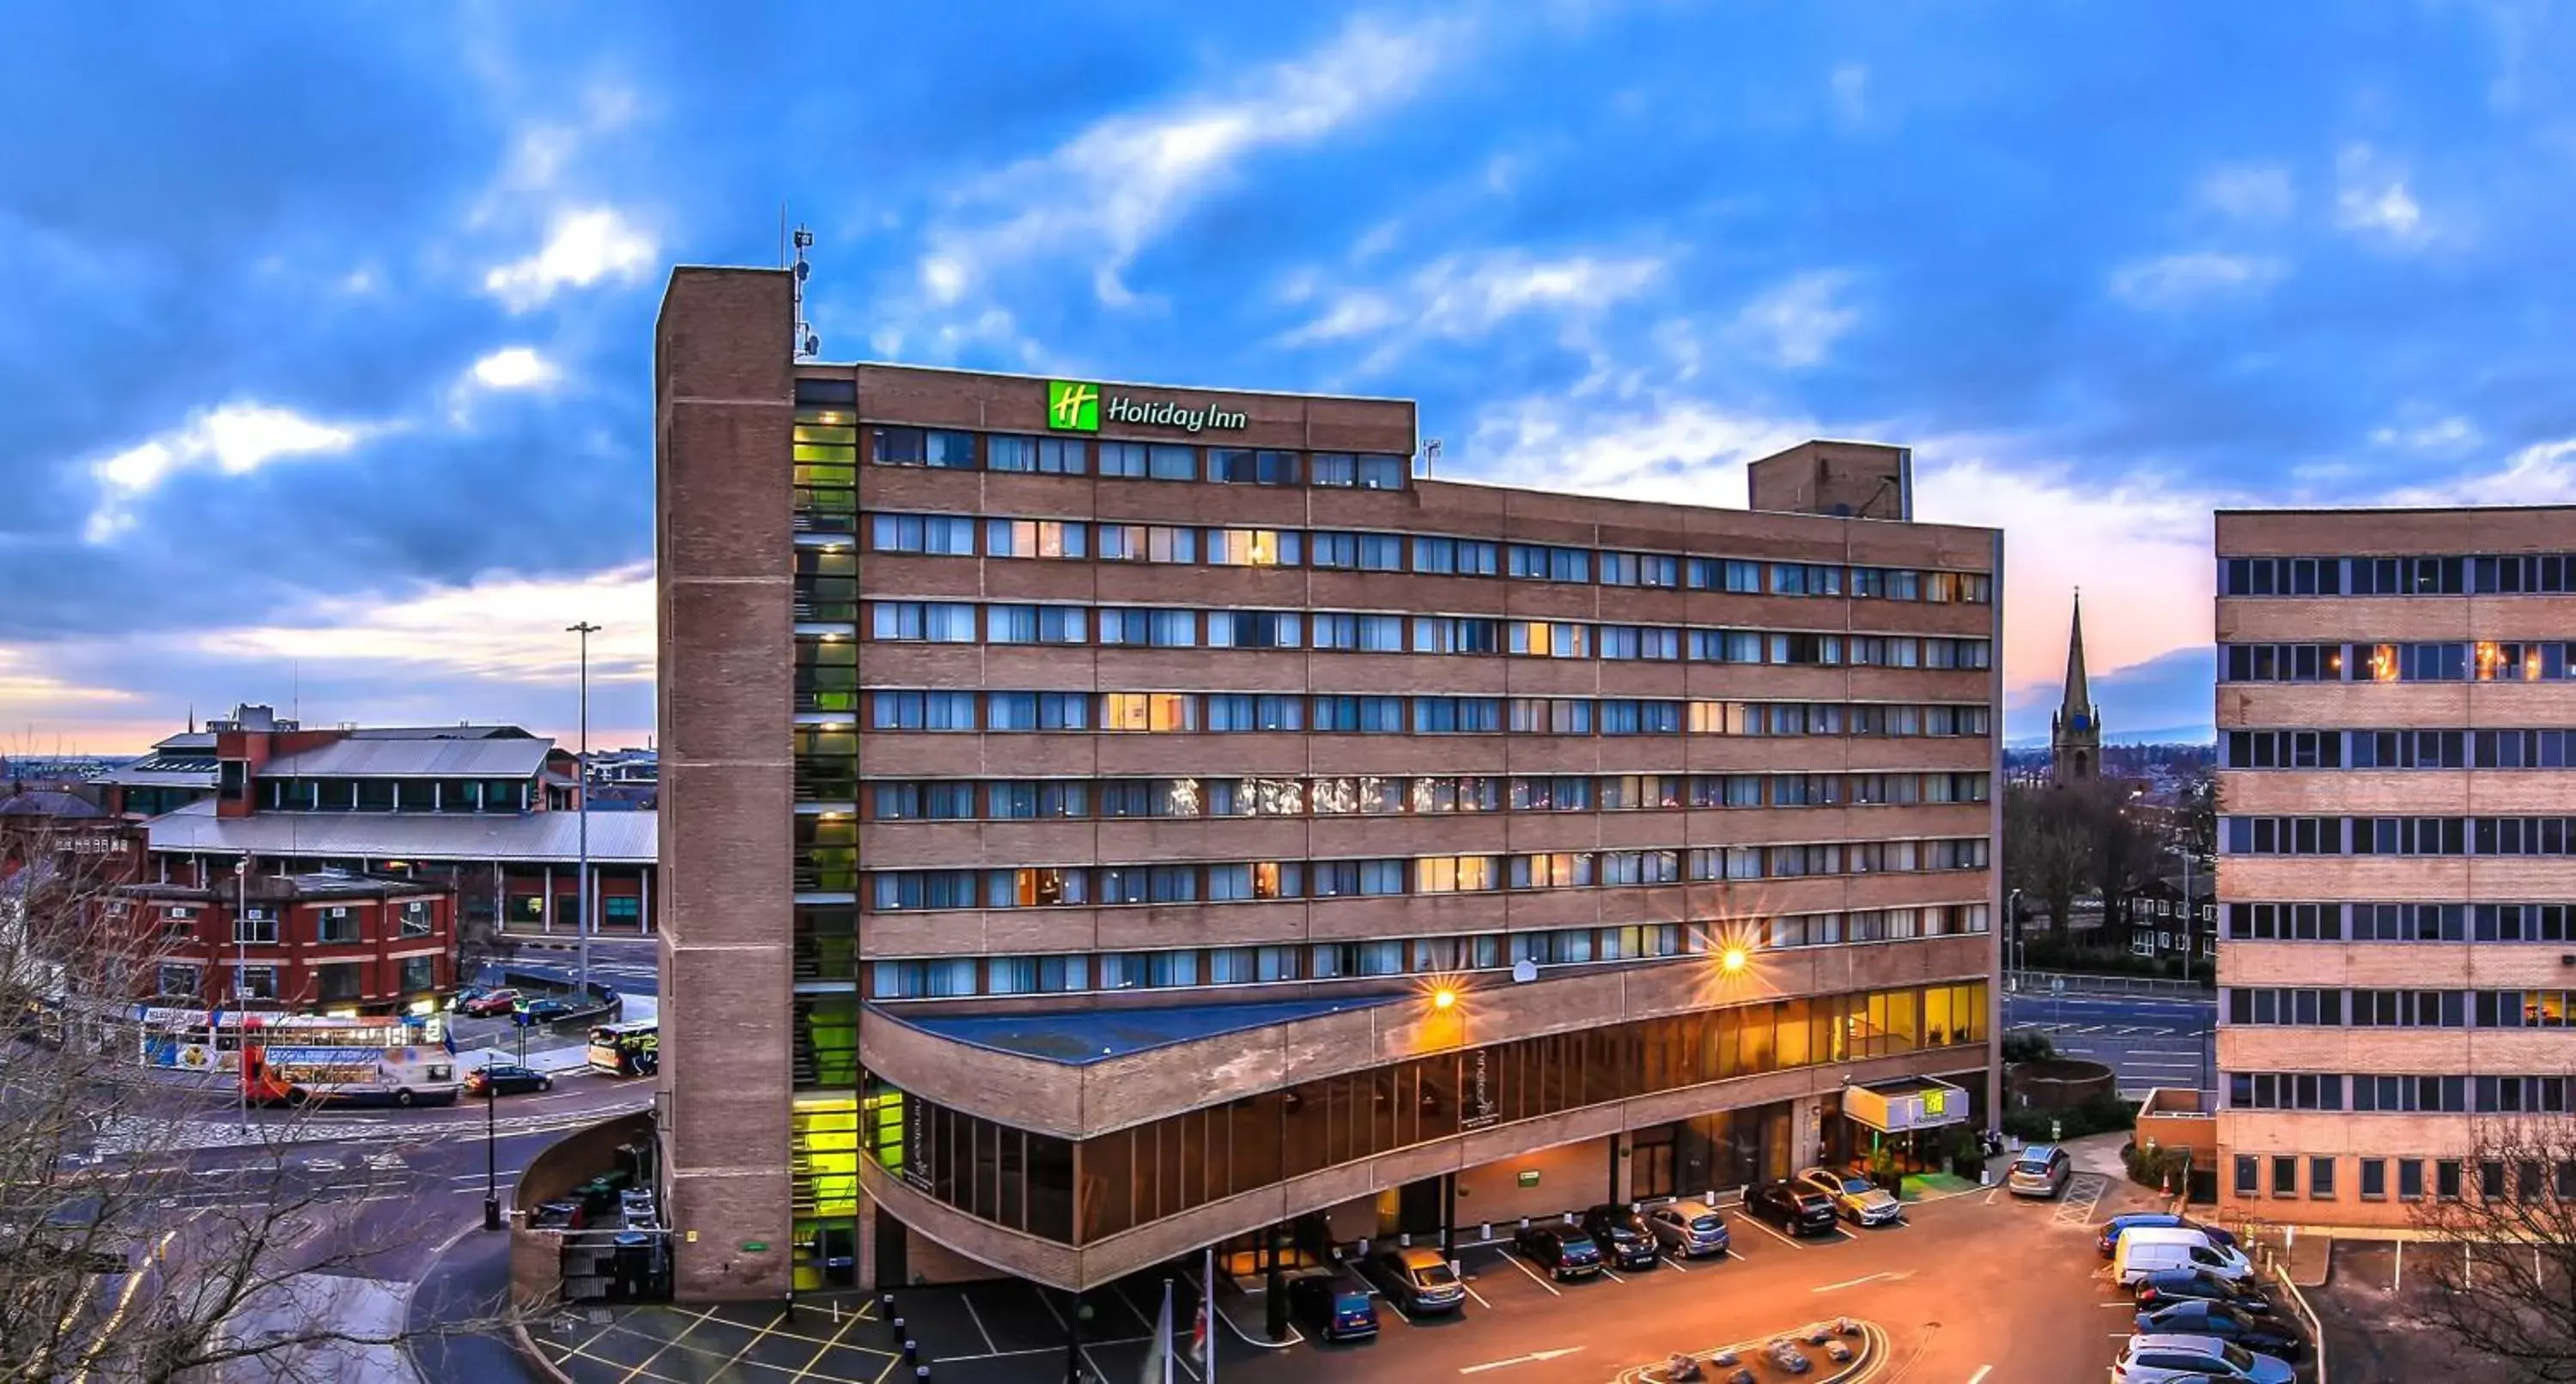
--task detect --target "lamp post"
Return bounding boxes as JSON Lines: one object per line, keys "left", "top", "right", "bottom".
{"left": 482, "top": 1072, "right": 501, "bottom": 1230}
{"left": 2005, "top": 888, "right": 2024, "bottom": 990}
{"left": 568, "top": 622, "right": 601, "bottom": 999}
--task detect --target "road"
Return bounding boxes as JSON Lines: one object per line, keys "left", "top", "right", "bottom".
{"left": 495, "top": 932, "right": 660, "bottom": 997}
{"left": 2002, "top": 991, "right": 2215, "bottom": 1096}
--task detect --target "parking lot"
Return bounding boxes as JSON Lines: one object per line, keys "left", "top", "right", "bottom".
{"left": 875, "top": 1163, "right": 2244, "bottom": 1383}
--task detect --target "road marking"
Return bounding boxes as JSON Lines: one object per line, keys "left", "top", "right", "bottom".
{"left": 1662, "top": 1254, "right": 1689, "bottom": 1272}
{"left": 1968, "top": 1367, "right": 1993, "bottom": 1384}
{"left": 1813, "top": 1271, "right": 1895, "bottom": 1292}
{"left": 1494, "top": 1249, "right": 1564, "bottom": 1296}
{"left": 1598, "top": 1264, "right": 1626, "bottom": 1284}
{"left": 1460, "top": 1346, "right": 1583, "bottom": 1374}
{"left": 958, "top": 1290, "right": 999, "bottom": 1356}
{"left": 1739, "top": 1215, "right": 1810, "bottom": 1250}
{"left": 1459, "top": 1278, "right": 1494, "bottom": 1311}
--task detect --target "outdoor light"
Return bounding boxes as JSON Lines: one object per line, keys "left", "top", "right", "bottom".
{"left": 1721, "top": 947, "right": 1749, "bottom": 974}
{"left": 1431, "top": 987, "right": 1458, "bottom": 1011}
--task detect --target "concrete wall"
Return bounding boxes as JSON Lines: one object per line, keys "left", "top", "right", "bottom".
{"left": 657, "top": 266, "right": 798, "bottom": 1301}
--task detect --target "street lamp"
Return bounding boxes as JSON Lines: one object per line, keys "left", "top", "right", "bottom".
{"left": 568, "top": 622, "right": 601, "bottom": 1000}
{"left": 482, "top": 1070, "right": 502, "bottom": 1230}
{"left": 2005, "top": 888, "right": 2025, "bottom": 987}
{"left": 1720, "top": 946, "right": 1749, "bottom": 975}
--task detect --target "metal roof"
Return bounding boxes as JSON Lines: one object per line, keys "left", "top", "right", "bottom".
{"left": 0, "top": 791, "right": 105, "bottom": 818}
{"left": 143, "top": 801, "right": 654, "bottom": 865}
{"left": 888, "top": 996, "right": 1399, "bottom": 1065}
{"left": 260, "top": 738, "right": 550, "bottom": 780}
{"left": 90, "top": 767, "right": 216, "bottom": 788}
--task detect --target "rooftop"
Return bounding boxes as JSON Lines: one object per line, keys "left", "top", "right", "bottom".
{"left": 0, "top": 791, "right": 105, "bottom": 819}
{"left": 887, "top": 995, "right": 1401, "bottom": 1066}
{"left": 118, "top": 871, "right": 450, "bottom": 902}
{"left": 261, "top": 738, "right": 550, "bottom": 780}
{"left": 143, "top": 799, "right": 655, "bottom": 865}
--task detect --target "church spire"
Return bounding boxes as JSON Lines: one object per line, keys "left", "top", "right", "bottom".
{"left": 2050, "top": 590, "right": 2101, "bottom": 786}
{"left": 2061, "top": 590, "right": 2092, "bottom": 721}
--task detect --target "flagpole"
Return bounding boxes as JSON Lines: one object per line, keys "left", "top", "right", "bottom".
{"left": 1158, "top": 1278, "right": 1176, "bottom": 1384}
{"left": 1202, "top": 1245, "right": 1218, "bottom": 1384}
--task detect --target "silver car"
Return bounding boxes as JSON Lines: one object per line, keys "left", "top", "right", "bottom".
{"left": 1797, "top": 1167, "right": 1903, "bottom": 1226}
{"left": 1645, "top": 1199, "right": 1731, "bottom": 1257}
{"left": 2007, "top": 1144, "right": 2072, "bottom": 1198}
{"left": 2112, "top": 1332, "right": 2294, "bottom": 1384}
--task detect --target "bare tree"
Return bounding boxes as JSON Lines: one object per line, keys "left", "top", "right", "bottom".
{"left": 2004, "top": 785, "right": 2093, "bottom": 937}
{"left": 2409, "top": 1120, "right": 2576, "bottom": 1382}
{"left": 0, "top": 811, "right": 505, "bottom": 1382}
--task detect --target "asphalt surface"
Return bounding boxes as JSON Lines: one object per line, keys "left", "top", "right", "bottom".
{"left": 2003, "top": 991, "right": 2216, "bottom": 1096}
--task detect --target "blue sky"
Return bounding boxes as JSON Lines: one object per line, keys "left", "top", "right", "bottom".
{"left": 4, "top": 0, "right": 2572, "bottom": 754}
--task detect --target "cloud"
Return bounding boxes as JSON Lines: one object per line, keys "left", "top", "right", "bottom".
{"left": 2196, "top": 163, "right": 2293, "bottom": 222}
{"left": 2334, "top": 143, "right": 2428, "bottom": 244}
{"left": 1461, "top": 395, "right": 1834, "bottom": 510}
{"left": 468, "top": 346, "right": 558, "bottom": 391}
{"left": 2379, "top": 436, "right": 2576, "bottom": 507}
{"left": 918, "top": 13, "right": 1467, "bottom": 308}
{"left": 1727, "top": 271, "right": 1857, "bottom": 367}
{"left": 2368, "top": 416, "right": 2479, "bottom": 452}
{"left": 83, "top": 404, "right": 372, "bottom": 543}
{"left": 1278, "top": 250, "right": 1665, "bottom": 353}
{"left": 2106, "top": 252, "right": 2287, "bottom": 307}
{"left": 483, "top": 207, "right": 655, "bottom": 310}
{"left": 1828, "top": 64, "right": 1868, "bottom": 126}
{"left": 208, "top": 563, "right": 654, "bottom": 681}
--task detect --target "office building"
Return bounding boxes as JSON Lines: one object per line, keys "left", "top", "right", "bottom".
{"left": 656, "top": 266, "right": 2002, "bottom": 1299}
{"left": 2216, "top": 506, "right": 2576, "bottom": 1222}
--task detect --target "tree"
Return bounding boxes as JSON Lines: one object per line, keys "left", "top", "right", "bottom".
{"left": 2410, "top": 1120, "right": 2576, "bottom": 1381}
{"left": 2075, "top": 785, "right": 2160, "bottom": 954}
{"left": 2004, "top": 784, "right": 2093, "bottom": 938}
{"left": 0, "top": 814, "right": 501, "bottom": 1381}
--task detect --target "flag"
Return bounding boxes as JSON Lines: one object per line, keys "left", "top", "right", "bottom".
{"left": 1141, "top": 1278, "right": 1174, "bottom": 1384}
{"left": 441, "top": 1028, "right": 458, "bottom": 1056}
{"left": 1189, "top": 1302, "right": 1208, "bottom": 1365}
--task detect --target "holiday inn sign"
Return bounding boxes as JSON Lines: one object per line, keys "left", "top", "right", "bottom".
{"left": 1047, "top": 379, "right": 1248, "bottom": 435}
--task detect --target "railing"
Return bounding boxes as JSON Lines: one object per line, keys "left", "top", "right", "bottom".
{"left": 2007, "top": 968, "right": 2215, "bottom": 999}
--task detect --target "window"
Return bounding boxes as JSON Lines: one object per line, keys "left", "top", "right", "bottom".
{"left": 232, "top": 965, "right": 280, "bottom": 1001}
{"left": 1101, "top": 693, "right": 1198, "bottom": 732}
{"left": 1146, "top": 445, "right": 1198, "bottom": 481}
{"left": 871, "top": 602, "right": 976, "bottom": 642}
{"left": 1206, "top": 610, "right": 1300, "bottom": 649}
{"left": 2358, "top": 1158, "right": 2386, "bottom": 1199}
{"left": 1206, "top": 448, "right": 1299, "bottom": 485}
{"left": 234, "top": 910, "right": 278, "bottom": 944}
{"left": 1411, "top": 536, "right": 1499, "bottom": 576}
{"left": 2437, "top": 1159, "right": 2463, "bottom": 1199}
{"left": 1096, "top": 525, "right": 1197, "bottom": 563}
{"left": 989, "top": 867, "right": 1087, "bottom": 907}
{"left": 985, "top": 519, "right": 1087, "bottom": 559}
{"left": 871, "top": 513, "right": 977, "bottom": 555}
{"left": 2271, "top": 1156, "right": 2298, "bottom": 1197}
{"left": 1097, "top": 441, "right": 1147, "bottom": 477}
{"left": 1205, "top": 695, "right": 1303, "bottom": 732}
{"left": 870, "top": 871, "right": 981, "bottom": 911}
{"left": 1507, "top": 543, "right": 1589, "bottom": 582}
{"left": 985, "top": 692, "right": 1089, "bottom": 731}
{"left": 870, "top": 690, "right": 977, "bottom": 730}
{"left": 2310, "top": 1157, "right": 2336, "bottom": 1199}
{"left": 1206, "top": 528, "right": 1299, "bottom": 567}
{"left": 985, "top": 434, "right": 1084, "bottom": 474}
{"left": 315, "top": 907, "right": 360, "bottom": 944}
{"left": 989, "top": 781, "right": 1085, "bottom": 819}
{"left": 2398, "top": 1158, "right": 2424, "bottom": 1200}
{"left": 987, "top": 605, "right": 1087, "bottom": 645}
{"left": 2233, "top": 1155, "right": 2258, "bottom": 1197}
{"left": 1311, "top": 452, "right": 1405, "bottom": 489}
{"left": 871, "top": 427, "right": 975, "bottom": 469}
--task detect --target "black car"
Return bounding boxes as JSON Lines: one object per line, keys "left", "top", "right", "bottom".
{"left": 1579, "top": 1205, "right": 1662, "bottom": 1270}
{"left": 1743, "top": 1180, "right": 1840, "bottom": 1237}
{"left": 1285, "top": 1272, "right": 1378, "bottom": 1342}
{"left": 2135, "top": 1266, "right": 2275, "bottom": 1314}
{"left": 522, "top": 998, "right": 583, "bottom": 1025}
{"left": 1512, "top": 1225, "right": 1605, "bottom": 1280}
{"left": 2134, "top": 1299, "right": 2305, "bottom": 1360}
{"left": 465, "top": 1063, "right": 553, "bottom": 1096}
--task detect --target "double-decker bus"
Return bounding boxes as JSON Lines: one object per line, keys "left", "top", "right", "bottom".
{"left": 138, "top": 1010, "right": 429, "bottom": 1075}
{"left": 240, "top": 1031, "right": 462, "bottom": 1108}
{"left": 586, "top": 1021, "right": 658, "bottom": 1077}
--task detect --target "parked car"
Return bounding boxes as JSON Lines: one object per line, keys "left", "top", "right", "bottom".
{"left": 2111, "top": 1332, "right": 2294, "bottom": 1384}
{"left": 1796, "top": 1167, "right": 1903, "bottom": 1227}
{"left": 1285, "top": 1272, "right": 1378, "bottom": 1342}
{"left": 458, "top": 988, "right": 523, "bottom": 1017}
{"left": 1743, "top": 1180, "right": 1840, "bottom": 1236}
{"left": 1512, "top": 1225, "right": 1605, "bottom": 1280}
{"left": 2100, "top": 1212, "right": 2240, "bottom": 1259}
{"left": 2006, "top": 1144, "right": 2072, "bottom": 1198}
{"left": 447, "top": 986, "right": 492, "bottom": 1013}
{"left": 2133, "top": 1301, "right": 2304, "bottom": 1360}
{"left": 2134, "top": 1268, "right": 2274, "bottom": 1314}
{"left": 2114, "top": 1229, "right": 2256, "bottom": 1286}
{"left": 464, "top": 1064, "right": 553, "bottom": 1096}
{"left": 521, "top": 998, "right": 582, "bottom": 1024}
{"left": 1579, "top": 1205, "right": 1662, "bottom": 1269}
{"left": 1358, "top": 1247, "right": 1464, "bottom": 1314}
{"left": 1646, "top": 1199, "right": 1731, "bottom": 1258}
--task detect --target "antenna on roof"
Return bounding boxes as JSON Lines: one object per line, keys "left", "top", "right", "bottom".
{"left": 1421, "top": 438, "right": 1443, "bottom": 478}
{"left": 791, "top": 224, "right": 820, "bottom": 361}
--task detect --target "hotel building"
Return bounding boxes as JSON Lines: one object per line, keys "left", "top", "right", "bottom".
{"left": 2217, "top": 506, "right": 2576, "bottom": 1222}
{"left": 655, "top": 266, "right": 2002, "bottom": 1299}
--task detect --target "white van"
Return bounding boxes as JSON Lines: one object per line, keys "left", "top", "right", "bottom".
{"left": 2111, "top": 1230, "right": 2255, "bottom": 1286}
{"left": 2117, "top": 1225, "right": 2255, "bottom": 1273}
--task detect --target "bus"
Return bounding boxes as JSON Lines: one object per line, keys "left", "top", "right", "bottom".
{"left": 587, "top": 1022, "right": 658, "bottom": 1077}
{"left": 240, "top": 1037, "right": 461, "bottom": 1108}
{"left": 138, "top": 1010, "right": 434, "bottom": 1075}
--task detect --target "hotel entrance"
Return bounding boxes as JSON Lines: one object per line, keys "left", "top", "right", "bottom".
{"left": 1836, "top": 1076, "right": 1974, "bottom": 1176}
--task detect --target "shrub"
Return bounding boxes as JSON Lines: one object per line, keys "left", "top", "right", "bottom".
{"left": 2002, "top": 1029, "right": 2057, "bottom": 1064}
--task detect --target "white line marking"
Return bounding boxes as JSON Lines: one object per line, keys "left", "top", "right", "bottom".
{"left": 1740, "top": 1215, "right": 1809, "bottom": 1250}
{"left": 1494, "top": 1250, "right": 1564, "bottom": 1297}
{"left": 1460, "top": 1347, "right": 1583, "bottom": 1374}
{"left": 1968, "top": 1366, "right": 1994, "bottom": 1384}
{"left": 1460, "top": 1279, "right": 1493, "bottom": 1311}
{"left": 1813, "top": 1271, "right": 1894, "bottom": 1292}
{"left": 959, "top": 1291, "right": 999, "bottom": 1356}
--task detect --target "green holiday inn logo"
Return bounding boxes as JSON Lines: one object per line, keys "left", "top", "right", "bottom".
{"left": 1045, "top": 379, "right": 1247, "bottom": 434}
{"left": 1045, "top": 380, "right": 1099, "bottom": 433}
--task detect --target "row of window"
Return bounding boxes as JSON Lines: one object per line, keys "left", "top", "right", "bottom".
{"left": 155, "top": 956, "right": 440, "bottom": 1002}
{"left": 254, "top": 777, "right": 536, "bottom": 814}
{"left": 2224, "top": 727, "right": 2576, "bottom": 770}
{"left": 2225, "top": 987, "right": 2576, "bottom": 1028}
{"left": 2228, "top": 1071, "right": 2576, "bottom": 1114}
{"left": 2222, "top": 554, "right": 2576, "bottom": 598}
{"left": 861, "top": 598, "right": 1993, "bottom": 669}
{"left": 130, "top": 902, "right": 438, "bottom": 944}
{"left": 2222, "top": 815, "right": 2576, "bottom": 856}
{"left": 855, "top": 772, "right": 1992, "bottom": 822}
{"left": 799, "top": 406, "right": 1411, "bottom": 488}
{"left": 2232, "top": 1152, "right": 2576, "bottom": 1204}
{"left": 865, "top": 907, "right": 1990, "bottom": 995}
{"left": 858, "top": 839, "right": 1992, "bottom": 911}
{"left": 2221, "top": 640, "right": 2576, "bottom": 683}
{"left": 845, "top": 689, "right": 1996, "bottom": 738}
{"left": 849, "top": 510, "right": 1993, "bottom": 601}
{"left": 2229, "top": 901, "right": 2576, "bottom": 943}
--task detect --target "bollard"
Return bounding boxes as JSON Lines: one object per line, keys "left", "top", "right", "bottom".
{"left": 902, "top": 1338, "right": 919, "bottom": 1363}
{"left": 1479, "top": 1223, "right": 1492, "bottom": 1241}
{"left": 881, "top": 1293, "right": 898, "bottom": 1314}
{"left": 1399, "top": 1232, "right": 1412, "bottom": 1248}
{"left": 890, "top": 1315, "right": 906, "bottom": 1338}
{"left": 916, "top": 1369, "right": 931, "bottom": 1381}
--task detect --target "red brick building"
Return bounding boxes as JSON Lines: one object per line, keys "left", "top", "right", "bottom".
{"left": 104, "top": 871, "right": 458, "bottom": 1017}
